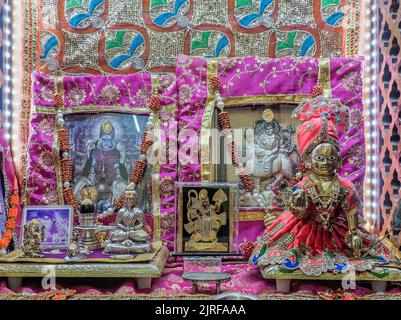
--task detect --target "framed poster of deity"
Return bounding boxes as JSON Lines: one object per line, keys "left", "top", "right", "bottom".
{"left": 65, "top": 113, "right": 149, "bottom": 215}
{"left": 175, "top": 182, "right": 238, "bottom": 255}
{"left": 21, "top": 205, "right": 74, "bottom": 249}
{"left": 212, "top": 104, "right": 300, "bottom": 210}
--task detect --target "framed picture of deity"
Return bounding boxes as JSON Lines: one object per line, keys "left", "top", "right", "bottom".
{"left": 65, "top": 113, "right": 150, "bottom": 215}
{"left": 211, "top": 104, "right": 300, "bottom": 212}
{"left": 21, "top": 206, "right": 74, "bottom": 249}
{"left": 175, "top": 182, "right": 239, "bottom": 255}
{"left": 27, "top": 71, "right": 179, "bottom": 249}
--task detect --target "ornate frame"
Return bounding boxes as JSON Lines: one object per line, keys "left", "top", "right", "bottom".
{"left": 176, "top": 54, "right": 365, "bottom": 244}
{"left": 26, "top": 71, "right": 178, "bottom": 248}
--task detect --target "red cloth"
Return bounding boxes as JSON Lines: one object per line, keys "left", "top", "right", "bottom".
{"left": 292, "top": 97, "right": 349, "bottom": 155}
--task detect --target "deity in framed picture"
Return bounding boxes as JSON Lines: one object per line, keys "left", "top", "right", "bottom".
{"left": 176, "top": 183, "right": 238, "bottom": 255}
{"left": 65, "top": 113, "right": 148, "bottom": 214}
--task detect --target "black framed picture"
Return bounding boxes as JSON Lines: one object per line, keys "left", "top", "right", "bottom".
{"left": 176, "top": 182, "right": 238, "bottom": 255}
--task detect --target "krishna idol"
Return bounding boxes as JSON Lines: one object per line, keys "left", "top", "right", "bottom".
{"left": 250, "top": 96, "right": 401, "bottom": 276}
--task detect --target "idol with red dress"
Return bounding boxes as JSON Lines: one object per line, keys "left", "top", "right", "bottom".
{"left": 250, "top": 96, "right": 401, "bottom": 276}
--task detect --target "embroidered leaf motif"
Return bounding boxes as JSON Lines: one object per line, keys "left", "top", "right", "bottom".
{"left": 321, "top": 0, "right": 340, "bottom": 9}
{"left": 276, "top": 31, "right": 297, "bottom": 52}
{"left": 369, "top": 268, "right": 390, "bottom": 279}
{"left": 191, "top": 31, "right": 212, "bottom": 51}
{"left": 68, "top": 0, "right": 104, "bottom": 28}
{"left": 150, "top": 0, "right": 168, "bottom": 8}
{"left": 278, "top": 267, "right": 295, "bottom": 273}
{"left": 325, "top": 12, "right": 344, "bottom": 26}
{"left": 66, "top": 0, "right": 83, "bottom": 10}
{"left": 236, "top": 0, "right": 253, "bottom": 8}
{"left": 106, "top": 31, "right": 126, "bottom": 51}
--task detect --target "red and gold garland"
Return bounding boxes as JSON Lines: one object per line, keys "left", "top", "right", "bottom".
{"left": 53, "top": 92, "right": 160, "bottom": 218}
{"left": 0, "top": 192, "right": 19, "bottom": 249}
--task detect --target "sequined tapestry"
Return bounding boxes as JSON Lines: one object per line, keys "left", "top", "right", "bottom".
{"left": 38, "top": 0, "right": 360, "bottom": 75}
{"left": 20, "top": 0, "right": 361, "bottom": 193}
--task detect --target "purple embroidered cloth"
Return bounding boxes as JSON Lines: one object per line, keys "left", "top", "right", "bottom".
{"left": 176, "top": 54, "right": 365, "bottom": 246}
{"left": 28, "top": 72, "right": 178, "bottom": 249}
{"left": 27, "top": 56, "right": 365, "bottom": 250}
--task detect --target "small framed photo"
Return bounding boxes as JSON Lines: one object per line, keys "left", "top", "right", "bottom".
{"left": 21, "top": 206, "right": 74, "bottom": 248}
{"left": 175, "top": 182, "right": 239, "bottom": 255}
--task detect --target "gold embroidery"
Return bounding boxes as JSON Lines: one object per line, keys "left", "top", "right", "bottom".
{"left": 200, "top": 58, "right": 218, "bottom": 182}
{"left": 318, "top": 58, "right": 332, "bottom": 99}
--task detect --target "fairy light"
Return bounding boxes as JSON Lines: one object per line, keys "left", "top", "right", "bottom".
{"left": 362, "top": 0, "right": 380, "bottom": 233}
{"left": 2, "top": 1, "right": 12, "bottom": 141}
{"left": 11, "top": 0, "right": 23, "bottom": 172}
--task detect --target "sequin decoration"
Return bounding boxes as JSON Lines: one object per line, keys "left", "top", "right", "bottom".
{"left": 104, "top": 29, "right": 147, "bottom": 71}
{"left": 36, "top": 0, "right": 360, "bottom": 75}
{"left": 40, "top": 31, "right": 61, "bottom": 71}
{"left": 64, "top": 0, "right": 106, "bottom": 30}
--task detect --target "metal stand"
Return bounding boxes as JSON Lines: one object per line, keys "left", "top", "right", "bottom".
{"left": 371, "top": 281, "right": 387, "bottom": 293}
{"left": 136, "top": 277, "right": 152, "bottom": 289}
{"left": 276, "top": 279, "right": 291, "bottom": 293}
{"left": 7, "top": 277, "right": 22, "bottom": 291}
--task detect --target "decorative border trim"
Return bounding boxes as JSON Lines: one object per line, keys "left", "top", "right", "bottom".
{"left": 221, "top": 95, "right": 313, "bottom": 107}
{"left": 0, "top": 245, "right": 169, "bottom": 277}
{"left": 34, "top": 105, "right": 151, "bottom": 115}
{"left": 21, "top": 0, "right": 39, "bottom": 202}
{"left": 344, "top": 0, "right": 361, "bottom": 57}
{"left": 151, "top": 74, "right": 161, "bottom": 242}
{"left": 200, "top": 59, "right": 219, "bottom": 182}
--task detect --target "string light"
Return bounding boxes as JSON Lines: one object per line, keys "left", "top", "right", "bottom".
{"left": 10, "top": 0, "right": 24, "bottom": 174}
{"left": 362, "top": 0, "right": 380, "bottom": 233}
{"left": 2, "top": 2, "right": 12, "bottom": 141}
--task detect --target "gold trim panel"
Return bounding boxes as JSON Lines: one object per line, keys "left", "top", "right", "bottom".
{"left": 318, "top": 58, "right": 332, "bottom": 99}
{"left": 0, "top": 246, "right": 169, "bottom": 278}
{"left": 239, "top": 211, "right": 265, "bottom": 221}
{"left": 151, "top": 74, "right": 161, "bottom": 242}
{"left": 222, "top": 94, "right": 312, "bottom": 107}
{"left": 200, "top": 59, "right": 219, "bottom": 182}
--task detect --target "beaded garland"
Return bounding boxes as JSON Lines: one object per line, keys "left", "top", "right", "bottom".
{"left": 212, "top": 79, "right": 324, "bottom": 205}
{"left": 53, "top": 92, "right": 160, "bottom": 219}
{"left": 212, "top": 77, "right": 261, "bottom": 200}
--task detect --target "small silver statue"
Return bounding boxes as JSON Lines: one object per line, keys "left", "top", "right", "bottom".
{"left": 104, "top": 183, "right": 153, "bottom": 255}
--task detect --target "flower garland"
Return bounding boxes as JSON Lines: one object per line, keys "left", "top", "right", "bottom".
{"left": 53, "top": 92, "right": 160, "bottom": 219}
{"left": 0, "top": 192, "right": 19, "bottom": 249}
